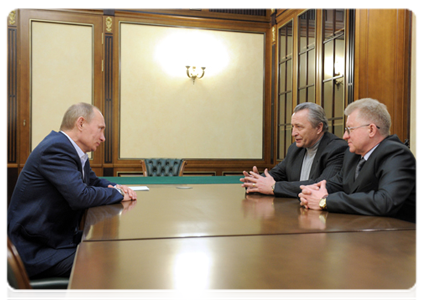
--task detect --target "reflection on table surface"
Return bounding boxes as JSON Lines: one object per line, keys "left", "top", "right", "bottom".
{"left": 70, "top": 230, "right": 415, "bottom": 289}
{"left": 83, "top": 184, "right": 415, "bottom": 241}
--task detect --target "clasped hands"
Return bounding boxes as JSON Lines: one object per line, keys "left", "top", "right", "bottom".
{"left": 298, "top": 180, "right": 328, "bottom": 210}
{"left": 241, "top": 166, "right": 329, "bottom": 211}
{"left": 108, "top": 184, "right": 137, "bottom": 201}
{"left": 240, "top": 166, "right": 275, "bottom": 195}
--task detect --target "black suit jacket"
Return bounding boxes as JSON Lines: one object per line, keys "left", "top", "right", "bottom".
{"left": 325, "top": 134, "right": 415, "bottom": 223}
{"left": 268, "top": 132, "right": 347, "bottom": 198}
{"left": 7, "top": 131, "right": 123, "bottom": 277}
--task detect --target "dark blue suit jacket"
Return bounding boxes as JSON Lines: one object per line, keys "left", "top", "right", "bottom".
{"left": 268, "top": 132, "right": 348, "bottom": 198}
{"left": 7, "top": 131, "right": 123, "bottom": 277}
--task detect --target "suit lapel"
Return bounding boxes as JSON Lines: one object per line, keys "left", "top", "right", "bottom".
{"left": 59, "top": 131, "right": 86, "bottom": 182}
{"left": 309, "top": 133, "right": 329, "bottom": 178}
{"left": 292, "top": 148, "right": 306, "bottom": 180}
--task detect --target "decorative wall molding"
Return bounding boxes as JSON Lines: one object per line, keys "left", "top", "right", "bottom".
{"left": 104, "top": 34, "right": 113, "bottom": 163}
{"left": 7, "top": 27, "right": 17, "bottom": 163}
{"left": 9, "top": 11, "right": 16, "bottom": 25}
{"left": 105, "top": 16, "right": 112, "bottom": 32}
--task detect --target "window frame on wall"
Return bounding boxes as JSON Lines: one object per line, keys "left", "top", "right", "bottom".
{"left": 321, "top": 9, "right": 347, "bottom": 138}
{"left": 275, "top": 9, "right": 353, "bottom": 161}
{"left": 276, "top": 19, "right": 294, "bottom": 159}
{"left": 297, "top": 9, "right": 316, "bottom": 104}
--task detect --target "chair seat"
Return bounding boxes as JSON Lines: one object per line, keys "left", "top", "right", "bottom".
{"left": 30, "top": 277, "right": 69, "bottom": 289}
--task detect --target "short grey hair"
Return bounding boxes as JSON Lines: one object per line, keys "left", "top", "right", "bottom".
{"left": 344, "top": 98, "right": 391, "bottom": 136}
{"left": 293, "top": 102, "right": 329, "bottom": 132}
{"left": 60, "top": 102, "right": 98, "bottom": 131}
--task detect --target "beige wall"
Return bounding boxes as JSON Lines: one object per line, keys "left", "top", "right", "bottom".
{"left": 31, "top": 21, "right": 93, "bottom": 150}
{"left": 410, "top": 8, "right": 420, "bottom": 164}
{"left": 119, "top": 23, "right": 265, "bottom": 159}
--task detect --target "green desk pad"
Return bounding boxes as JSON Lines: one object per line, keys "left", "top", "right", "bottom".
{"left": 101, "top": 176, "right": 243, "bottom": 185}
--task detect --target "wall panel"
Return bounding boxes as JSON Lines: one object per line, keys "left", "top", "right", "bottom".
{"left": 119, "top": 23, "right": 265, "bottom": 160}
{"left": 354, "top": 9, "right": 411, "bottom": 143}
{"left": 12, "top": 9, "right": 104, "bottom": 171}
{"left": 31, "top": 21, "right": 94, "bottom": 150}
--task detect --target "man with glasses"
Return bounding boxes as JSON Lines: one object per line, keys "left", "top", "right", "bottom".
{"left": 241, "top": 102, "right": 347, "bottom": 198}
{"left": 299, "top": 98, "right": 415, "bottom": 223}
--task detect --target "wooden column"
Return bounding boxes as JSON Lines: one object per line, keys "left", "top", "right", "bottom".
{"left": 354, "top": 9, "right": 412, "bottom": 143}
{"left": 7, "top": 10, "right": 19, "bottom": 204}
{"left": 103, "top": 11, "right": 114, "bottom": 176}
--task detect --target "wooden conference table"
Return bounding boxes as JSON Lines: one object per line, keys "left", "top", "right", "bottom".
{"left": 69, "top": 176, "right": 416, "bottom": 289}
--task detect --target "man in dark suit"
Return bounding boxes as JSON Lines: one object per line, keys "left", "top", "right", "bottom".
{"left": 299, "top": 98, "right": 415, "bottom": 223}
{"left": 241, "top": 102, "right": 347, "bottom": 198}
{"left": 8, "top": 103, "right": 137, "bottom": 279}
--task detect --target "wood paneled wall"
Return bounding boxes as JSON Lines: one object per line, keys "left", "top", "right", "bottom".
{"left": 354, "top": 9, "right": 412, "bottom": 144}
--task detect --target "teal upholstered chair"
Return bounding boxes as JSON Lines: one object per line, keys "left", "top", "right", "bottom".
{"left": 141, "top": 159, "right": 186, "bottom": 177}
{"left": 7, "top": 238, "right": 69, "bottom": 289}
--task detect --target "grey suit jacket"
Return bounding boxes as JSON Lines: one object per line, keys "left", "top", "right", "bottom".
{"left": 268, "top": 132, "right": 348, "bottom": 198}
{"left": 325, "top": 134, "right": 415, "bottom": 223}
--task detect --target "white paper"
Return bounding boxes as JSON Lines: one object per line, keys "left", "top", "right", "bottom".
{"left": 130, "top": 186, "right": 149, "bottom": 191}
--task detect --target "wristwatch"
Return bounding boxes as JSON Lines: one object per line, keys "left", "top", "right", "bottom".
{"left": 115, "top": 186, "right": 124, "bottom": 197}
{"left": 319, "top": 197, "right": 327, "bottom": 210}
{"left": 271, "top": 183, "right": 275, "bottom": 191}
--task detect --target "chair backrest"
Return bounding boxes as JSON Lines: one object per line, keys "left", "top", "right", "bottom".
{"left": 141, "top": 159, "right": 186, "bottom": 177}
{"left": 7, "top": 238, "right": 32, "bottom": 289}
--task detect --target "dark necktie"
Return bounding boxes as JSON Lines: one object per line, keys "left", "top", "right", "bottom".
{"left": 355, "top": 158, "right": 366, "bottom": 179}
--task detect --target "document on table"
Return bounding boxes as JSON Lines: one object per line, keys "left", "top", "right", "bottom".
{"left": 130, "top": 186, "right": 149, "bottom": 191}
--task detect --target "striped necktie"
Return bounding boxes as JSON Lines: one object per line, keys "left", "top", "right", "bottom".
{"left": 355, "top": 158, "right": 366, "bottom": 179}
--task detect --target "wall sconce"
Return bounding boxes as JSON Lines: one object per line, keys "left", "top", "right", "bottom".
{"left": 186, "top": 66, "right": 206, "bottom": 84}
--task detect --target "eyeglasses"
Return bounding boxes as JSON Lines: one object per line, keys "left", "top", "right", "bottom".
{"left": 344, "top": 124, "right": 380, "bottom": 135}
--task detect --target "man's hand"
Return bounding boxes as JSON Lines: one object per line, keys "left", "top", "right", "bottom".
{"left": 240, "top": 168, "right": 276, "bottom": 195}
{"left": 298, "top": 180, "right": 328, "bottom": 210}
{"left": 108, "top": 184, "right": 137, "bottom": 201}
{"left": 240, "top": 166, "right": 260, "bottom": 184}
